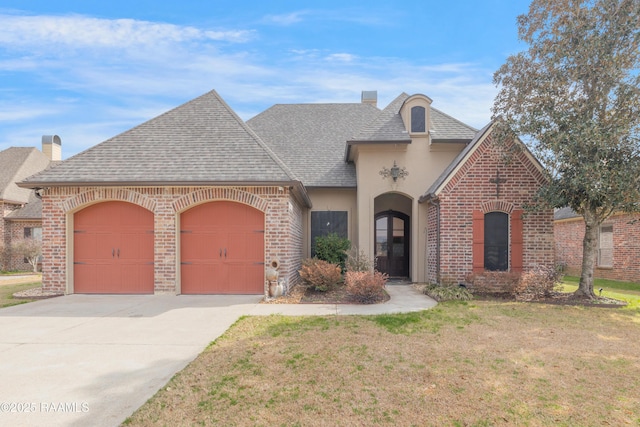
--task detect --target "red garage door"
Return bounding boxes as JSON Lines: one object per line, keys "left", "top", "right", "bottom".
{"left": 181, "top": 201, "right": 264, "bottom": 294}
{"left": 74, "top": 202, "right": 154, "bottom": 294}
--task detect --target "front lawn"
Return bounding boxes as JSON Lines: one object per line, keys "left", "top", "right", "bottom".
{"left": 125, "top": 300, "right": 640, "bottom": 426}
{"left": 561, "top": 276, "right": 640, "bottom": 311}
{"left": 0, "top": 281, "right": 42, "bottom": 308}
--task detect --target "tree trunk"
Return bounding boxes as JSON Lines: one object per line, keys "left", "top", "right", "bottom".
{"left": 576, "top": 210, "right": 599, "bottom": 299}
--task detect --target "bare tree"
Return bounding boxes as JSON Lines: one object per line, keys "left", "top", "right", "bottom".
{"left": 492, "top": 0, "right": 640, "bottom": 298}
{"left": 12, "top": 238, "right": 42, "bottom": 273}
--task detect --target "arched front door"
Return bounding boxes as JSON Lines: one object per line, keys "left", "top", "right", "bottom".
{"left": 375, "top": 210, "right": 410, "bottom": 278}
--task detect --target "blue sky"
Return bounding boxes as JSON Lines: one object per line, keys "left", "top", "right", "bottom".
{"left": 0, "top": 1, "right": 531, "bottom": 158}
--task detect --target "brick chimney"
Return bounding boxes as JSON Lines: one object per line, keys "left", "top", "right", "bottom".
{"left": 42, "top": 135, "right": 61, "bottom": 161}
{"left": 361, "top": 91, "right": 377, "bottom": 108}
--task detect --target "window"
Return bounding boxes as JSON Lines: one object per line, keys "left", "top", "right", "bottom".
{"left": 310, "top": 211, "right": 348, "bottom": 256}
{"left": 484, "top": 212, "right": 509, "bottom": 271}
{"left": 598, "top": 224, "right": 613, "bottom": 267}
{"left": 410, "top": 106, "right": 426, "bottom": 133}
{"left": 24, "top": 227, "right": 42, "bottom": 240}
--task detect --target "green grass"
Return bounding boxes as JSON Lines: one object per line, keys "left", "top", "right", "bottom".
{"left": 0, "top": 281, "right": 41, "bottom": 308}
{"left": 563, "top": 275, "right": 640, "bottom": 293}
{"left": 561, "top": 276, "right": 640, "bottom": 311}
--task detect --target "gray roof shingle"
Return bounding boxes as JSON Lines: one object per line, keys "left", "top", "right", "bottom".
{"left": 419, "top": 122, "right": 494, "bottom": 202}
{"left": 554, "top": 207, "right": 580, "bottom": 221}
{"left": 349, "top": 93, "right": 411, "bottom": 142}
{"left": 430, "top": 108, "right": 478, "bottom": 142}
{"left": 21, "top": 90, "right": 298, "bottom": 186}
{"left": 247, "top": 103, "right": 380, "bottom": 187}
{"left": 6, "top": 191, "right": 42, "bottom": 220}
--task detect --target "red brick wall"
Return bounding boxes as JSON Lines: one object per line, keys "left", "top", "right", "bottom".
{"left": 40, "top": 186, "right": 303, "bottom": 296}
{"left": 429, "top": 132, "right": 554, "bottom": 290}
{"left": 4, "top": 220, "right": 42, "bottom": 271}
{"left": 555, "top": 213, "right": 640, "bottom": 283}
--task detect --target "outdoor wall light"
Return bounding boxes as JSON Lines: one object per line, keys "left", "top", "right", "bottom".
{"left": 380, "top": 161, "right": 408, "bottom": 182}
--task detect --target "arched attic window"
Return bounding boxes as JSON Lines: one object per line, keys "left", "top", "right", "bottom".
{"left": 410, "top": 106, "right": 426, "bottom": 133}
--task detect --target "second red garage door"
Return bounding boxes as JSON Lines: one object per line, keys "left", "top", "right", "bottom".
{"left": 180, "top": 201, "right": 264, "bottom": 294}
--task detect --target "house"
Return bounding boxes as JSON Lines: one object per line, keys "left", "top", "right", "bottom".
{"left": 1, "top": 137, "right": 60, "bottom": 271}
{"left": 554, "top": 207, "right": 640, "bottom": 283}
{"left": 19, "top": 90, "right": 554, "bottom": 296}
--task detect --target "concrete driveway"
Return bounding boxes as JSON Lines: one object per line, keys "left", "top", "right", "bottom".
{"left": 0, "top": 287, "right": 436, "bottom": 427}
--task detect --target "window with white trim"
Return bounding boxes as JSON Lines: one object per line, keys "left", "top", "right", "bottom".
{"left": 598, "top": 224, "right": 613, "bottom": 267}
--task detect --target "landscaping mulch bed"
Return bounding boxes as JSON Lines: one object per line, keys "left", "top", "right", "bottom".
{"left": 473, "top": 291, "right": 627, "bottom": 307}
{"left": 12, "top": 287, "right": 64, "bottom": 300}
{"left": 262, "top": 284, "right": 390, "bottom": 304}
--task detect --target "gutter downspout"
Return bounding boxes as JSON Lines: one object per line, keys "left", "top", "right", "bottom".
{"left": 435, "top": 200, "right": 441, "bottom": 284}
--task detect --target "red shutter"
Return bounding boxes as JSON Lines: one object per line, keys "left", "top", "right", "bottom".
{"left": 472, "top": 210, "right": 484, "bottom": 273}
{"left": 511, "top": 210, "right": 524, "bottom": 273}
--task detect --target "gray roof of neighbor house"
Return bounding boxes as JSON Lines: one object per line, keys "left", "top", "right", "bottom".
{"left": 0, "top": 147, "right": 50, "bottom": 204}
{"left": 247, "top": 102, "right": 380, "bottom": 187}
{"left": 6, "top": 191, "right": 42, "bottom": 220}
{"left": 20, "top": 90, "right": 299, "bottom": 188}
{"left": 554, "top": 207, "right": 580, "bottom": 221}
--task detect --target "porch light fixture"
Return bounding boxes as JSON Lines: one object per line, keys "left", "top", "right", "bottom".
{"left": 380, "top": 161, "right": 408, "bottom": 182}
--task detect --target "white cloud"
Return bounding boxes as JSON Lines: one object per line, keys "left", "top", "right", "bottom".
{"left": 0, "top": 14, "right": 253, "bottom": 51}
{"left": 325, "top": 53, "right": 357, "bottom": 62}
{"left": 262, "top": 11, "right": 307, "bottom": 26}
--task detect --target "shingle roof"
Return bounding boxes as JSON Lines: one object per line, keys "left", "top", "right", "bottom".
{"left": 430, "top": 108, "right": 478, "bottom": 142}
{"left": 21, "top": 90, "right": 298, "bottom": 187}
{"left": 247, "top": 103, "right": 380, "bottom": 187}
{"left": 0, "top": 147, "right": 50, "bottom": 204}
{"left": 554, "top": 207, "right": 580, "bottom": 221}
{"left": 6, "top": 191, "right": 42, "bottom": 220}
{"left": 419, "top": 122, "right": 494, "bottom": 202}
{"left": 349, "top": 93, "right": 411, "bottom": 142}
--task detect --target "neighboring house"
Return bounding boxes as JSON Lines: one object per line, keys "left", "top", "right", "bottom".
{"left": 1, "top": 137, "right": 60, "bottom": 270}
{"left": 554, "top": 207, "right": 640, "bottom": 282}
{"left": 19, "top": 90, "right": 554, "bottom": 296}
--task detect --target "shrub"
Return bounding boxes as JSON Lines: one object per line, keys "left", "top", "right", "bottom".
{"left": 514, "top": 264, "right": 562, "bottom": 301}
{"left": 344, "top": 247, "right": 373, "bottom": 273}
{"left": 423, "top": 283, "right": 473, "bottom": 302}
{"left": 298, "top": 258, "right": 342, "bottom": 292}
{"left": 345, "top": 271, "right": 388, "bottom": 304}
{"left": 314, "top": 233, "right": 351, "bottom": 271}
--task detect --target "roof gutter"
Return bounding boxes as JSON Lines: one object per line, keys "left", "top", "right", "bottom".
{"left": 344, "top": 139, "right": 412, "bottom": 162}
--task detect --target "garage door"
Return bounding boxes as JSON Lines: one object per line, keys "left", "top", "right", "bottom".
{"left": 181, "top": 201, "right": 264, "bottom": 294}
{"left": 74, "top": 201, "right": 154, "bottom": 294}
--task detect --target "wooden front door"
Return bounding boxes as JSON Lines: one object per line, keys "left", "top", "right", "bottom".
{"left": 375, "top": 210, "right": 410, "bottom": 278}
{"left": 180, "top": 201, "right": 264, "bottom": 294}
{"left": 74, "top": 201, "right": 154, "bottom": 294}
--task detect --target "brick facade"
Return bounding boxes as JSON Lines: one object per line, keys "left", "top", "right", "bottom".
{"left": 427, "top": 133, "right": 555, "bottom": 291}
{"left": 2, "top": 201, "right": 42, "bottom": 271}
{"left": 40, "top": 186, "right": 303, "bottom": 296}
{"left": 555, "top": 213, "right": 640, "bottom": 283}
{"left": 3, "top": 220, "right": 42, "bottom": 271}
